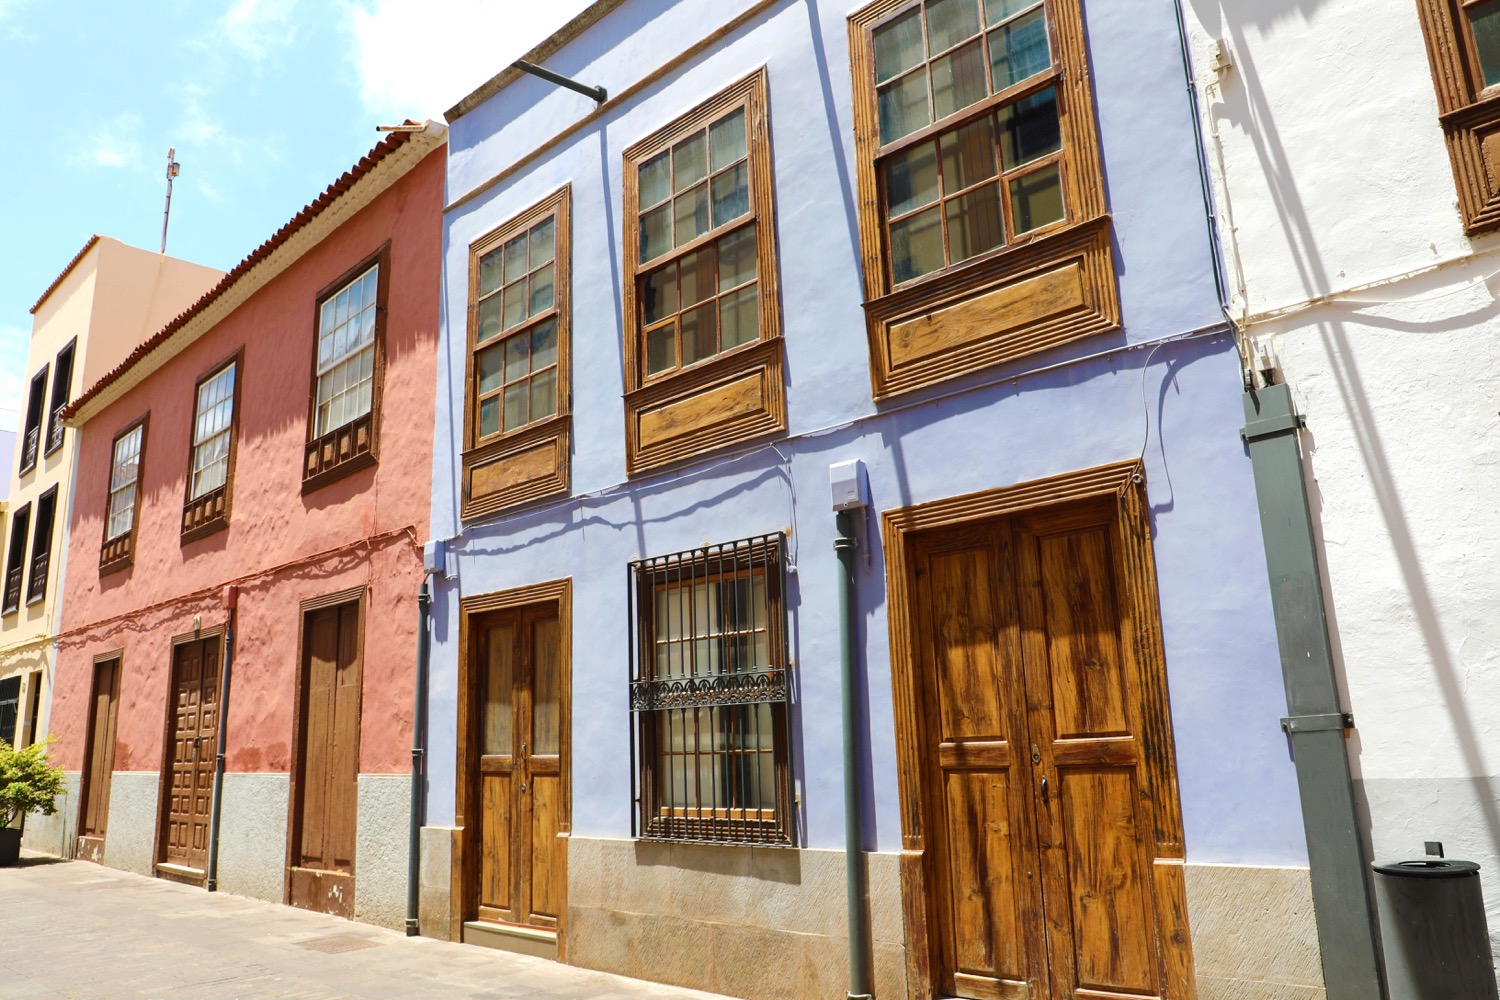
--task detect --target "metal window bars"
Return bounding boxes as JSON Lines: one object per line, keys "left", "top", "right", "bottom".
{"left": 628, "top": 533, "right": 793, "bottom": 845}
{"left": 19, "top": 427, "right": 38, "bottom": 473}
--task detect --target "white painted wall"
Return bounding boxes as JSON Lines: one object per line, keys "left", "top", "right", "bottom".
{"left": 1186, "top": 0, "right": 1500, "bottom": 952}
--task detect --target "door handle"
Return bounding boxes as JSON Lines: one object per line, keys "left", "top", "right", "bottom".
{"left": 521, "top": 743, "right": 527, "bottom": 758}
{"left": 1040, "top": 775, "right": 1049, "bottom": 803}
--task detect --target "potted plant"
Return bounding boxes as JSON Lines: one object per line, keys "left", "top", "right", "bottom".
{"left": 0, "top": 738, "right": 65, "bottom": 866}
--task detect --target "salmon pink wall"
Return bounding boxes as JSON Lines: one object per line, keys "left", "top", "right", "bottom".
{"left": 53, "top": 147, "right": 444, "bottom": 779}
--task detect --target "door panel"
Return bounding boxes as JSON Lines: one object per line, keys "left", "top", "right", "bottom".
{"left": 78, "top": 659, "right": 121, "bottom": 861}
{"left": 162, "top": 639, "right": 218, "bottom": 874}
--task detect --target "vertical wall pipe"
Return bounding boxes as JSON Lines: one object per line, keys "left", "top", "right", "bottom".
{"left": 406, "top": 580, "right": 431, "bottom": 936}
{"left": 835, "top": 510, "right": 874, "bottom": 1000}
{"left": 206, "top": 594, "right": 236, "bottom": 892}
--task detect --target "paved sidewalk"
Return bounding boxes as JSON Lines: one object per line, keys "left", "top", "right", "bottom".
{"left": 0, "top": 852, "right": 732, "bottom": 1000}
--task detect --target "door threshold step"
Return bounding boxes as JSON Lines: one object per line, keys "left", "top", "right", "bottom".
{"left": 462, "top": 920, "right": 557, "bottom": 959}
{"left": 155, "top": 863, "right": 206, "bottom": 886}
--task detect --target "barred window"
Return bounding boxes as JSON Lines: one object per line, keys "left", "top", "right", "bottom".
{"left": 629, "top": 534, "right": 793, "bottom": 845}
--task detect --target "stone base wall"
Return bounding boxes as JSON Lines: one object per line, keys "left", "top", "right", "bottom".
{"left": 216, "top": 772, "right": 289, "bottom": 902}
{"left": 1185, "top": 863, "right": 1326, "bottom": 999}
{"left": 354, "top": 774, "right": 411, "bottom": 930}
{"left": 418, "top": 825, "right": 454, "bottom": 938}
{"left": 21, "top": 770, "right": 77, "bottom": 858}
{"left": 565, "top": 837, "right": 906, "bottom": 1000}
{"left": 101, "top": 772, "right": 160, "bottom": 876}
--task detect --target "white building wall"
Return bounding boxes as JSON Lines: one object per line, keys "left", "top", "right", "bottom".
{"left": 1187, "top": 0, "right": 1500, "bottom": 956}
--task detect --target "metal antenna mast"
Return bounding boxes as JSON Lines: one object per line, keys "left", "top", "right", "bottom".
{"left": 160, "top": 148, "right": 180, "bottom": 255}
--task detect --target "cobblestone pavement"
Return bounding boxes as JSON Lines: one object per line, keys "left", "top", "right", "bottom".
{"left": 0, "top": 853, "right": 733, "bottom": 1000}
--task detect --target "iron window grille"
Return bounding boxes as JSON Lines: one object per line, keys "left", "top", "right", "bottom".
{"left": 628, "top": 533, "right": 794, "bottom": 845}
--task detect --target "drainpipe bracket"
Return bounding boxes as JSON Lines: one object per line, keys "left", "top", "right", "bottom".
{"left": 1241, "top": 411, "right": 1305, "bottom": 443}
{"left": 1281, "top": 712, "right": 1353, "bottom": 734}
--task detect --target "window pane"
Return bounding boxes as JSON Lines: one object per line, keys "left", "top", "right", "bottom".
{"left": 673, "top": 184, "right": 710, "bottom": 247}
{"left": 641, "top": 203, "right": 672, "bottom": 262}
{"left": 646, "top": 324, "right": 675, "bottom": 374}
{"left": 946, "top": 181, "right": 1005, "bottom": 261}
{"left": 710, "top": 108, "right": 747, "bottom": 169}
{"left": 999, "top": 86, "right": 1061, "bottom": 168}
{"left": 320, "top": 300, "right": 338, "bottom": 342}
{"left": 886, "top": 141, "right": 941, "bottom": 217}
{"left": 989, "top": 7, "right": 1050, "bottom": 90}
{"left": 719, "top": 284, "right": 759, "bottom": 350}
{"left": 477, "top": 342, "right": 504, "bottom": 395}
{"left": 673, "top": 132, "right": 709, "bottom": 192}
{"left": 927, "top": 0, "right": 982, "bottom": 53}
{"left": 529, "top": 262, "right": 555, "bottom": 315}
{"left": 932, "top": 39, "right": 988, "bottom": 120}
{"left": 502, "top": 234, "right": 529, "bottom": 284}
{"left": 532, "top": 318, "right": 558, "bottom": 370}
{"left": 878, "top": 69, "right": 930, "bottom": 144}
{"left": 640, "top": 150, "right": 671, "bottom": 208}
{"left": 711, "top": 163, "right": 750, "bottom": 228}
{"left": 680, "top": 246, "right": 716, "bottom": 306}
{"left": 1474, "top": 1, "right": 1500, "bottom": 88}
{"left": 876, "top": 6, "right": 918, "bottom": 82}
{"left": 1010, "top": 162, "right": 1064, "bottom": 233}
{"left": 890, "top": 206, "right": 945, "bottom": 283}
{"left": 503, "top": 383, "right": 528, "bottom": 432}
{"left": 502, "top": 280, "right": 528, "bottom": 330}
{"left": 644, "top": 263, "right": 679, "bottom": 324}
{"left": 530, "top": 367, "right": 557, "bottom": 422}
{"left": 504, "top": 332, "right": 531, "bottom": 382}
{"left": 874, "top": 7, "right": 926, "bottom": 83}
{"left": 530, "top": 217, "right": 556, "bottom": 266}
{"left": 483, "top": 625, "right": 514, "bottom": 755}
{"left": 718, "top": 225, "right": 757, "bottom": 292}
{"left": 940, "top": 116, "right": 999, "bottom": 190}
{"left": 479, "top": 397, "right": 499, "bottom": 437}
{"left": 477, "top": 295, "right": 503, "bottom": 344}
{"left": 533, "top": 617, "right": 561, "bottom": 755}
{"left": 985, "top": 0, "right": 1039, "bottom": 24}
{"left": 681, "top": 302, "right": 718, "bottom": 366}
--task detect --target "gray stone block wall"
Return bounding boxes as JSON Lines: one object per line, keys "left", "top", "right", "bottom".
{"left": 102, "top": 772, "right": 160, "bottom": 876}
{"left": 216, "top": 772, "right": 289, "bottom": 903}
{"left": 1184, "top": 863, "right": 1327, "bottom": 999}
{"left": 21, "top": 770, "right": 76, "bottom": 858}
{"left": 355, "top": 774, "right": 411, "bottom": 931}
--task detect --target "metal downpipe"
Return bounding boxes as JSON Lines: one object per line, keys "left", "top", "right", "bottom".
{"left": 836, "top": 510, "right": 874, "bottom": 1000}
{"left": 206, "top": 600, "right": 236, "bottom": 892}
{"left": 406, "top": 581, "right": 431, "bottom": 936}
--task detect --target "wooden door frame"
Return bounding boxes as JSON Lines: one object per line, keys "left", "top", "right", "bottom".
{"left": 76, "top": 650, "right": 123, "bottom": 858}
{"left": 454, "top": 579, "right": 572, "bottom": 954}
{"left": 154, "top": 623, "right": 226, "bottom": 883}
{"left": 283, "top": 585, "right": 367, "bottom": 908}
{"left": 880, "top": 461, "right": 1194, "bottom": 1000}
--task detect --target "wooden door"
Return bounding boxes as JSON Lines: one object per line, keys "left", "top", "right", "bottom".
{"left": 78, "top": 657, "right": 122, "bottom": 863}
{"left": 290, "top": 601, "right": 362, "bottom": 918}
{"left": 161, "top": 638, "right": 219, "bottom": 874}
{"left": 473, "top": 606, "right": 566, "bottom": 931}
{"left": 912, "top": 499, "right": 1186, "bottom": 999}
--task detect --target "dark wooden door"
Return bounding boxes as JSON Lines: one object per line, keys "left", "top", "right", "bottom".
{"left": 474, "top": 607, "right": 565, "bottom": 930}
{"left": 290, "top": 601, "right": 362, "bottom": 918}
{"left": 912, "top": 500, "right": 1183, "bottom": 999}
{"left": 78, "top": 657, "right": 122, "bottom": 862}
{"left": 162, "top": 639, "right": 219, "bottom": 874}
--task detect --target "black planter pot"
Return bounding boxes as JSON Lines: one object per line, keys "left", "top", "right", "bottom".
{"left": 0, "top": 827, "right": 20, "bottom": 867}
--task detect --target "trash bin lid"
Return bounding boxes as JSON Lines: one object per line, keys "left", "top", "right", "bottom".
{"left": 1373, "top": 859, "right": 1481, "bottom": 878}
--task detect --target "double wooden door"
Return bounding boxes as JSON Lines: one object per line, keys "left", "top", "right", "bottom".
{"left": 161, "top": 638, "right": 220, "bottom": 874}
{"left": 78, "top": 657, "right": 122, "bottom": 862}
{"left": 910, "top": 500, "right": 1188, "bottom": 999}
{"left": 473, "top": 606, "right": 565, "bottom": 931}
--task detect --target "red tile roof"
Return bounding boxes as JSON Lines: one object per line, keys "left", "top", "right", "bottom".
{"left": 65, "top": 127, "right": 432, "bottom": 421}
{"left": 30, "top": 234, "right": 103, "bottom": 315}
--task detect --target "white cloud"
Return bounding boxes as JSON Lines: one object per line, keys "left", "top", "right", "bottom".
{"left": 0, "top": 324, "right": 30, "bottom": 414}
{"left": 66, "top": 112, "right": 144, "bottom": 171}
{"left": 215, "top": 0, "right": 299, "bottom": 62}
{"left": 344, "top": 0, "right": 593, "bottom": 120}
{"left": 0, "top": 0, "right": 32, "bottom": 41}
{"left": 177, "top": 83, "right": 253, "bottom": 166}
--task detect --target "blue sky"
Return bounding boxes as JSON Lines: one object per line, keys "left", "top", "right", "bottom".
{"left": 0, "top": 0, "right": 589, "bottom": 421}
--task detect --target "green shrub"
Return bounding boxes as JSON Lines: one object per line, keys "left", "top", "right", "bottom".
{"left": 0, "top": 738, "right": 66, "bottom": 831}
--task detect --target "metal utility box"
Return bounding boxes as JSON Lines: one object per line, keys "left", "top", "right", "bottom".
{"left": 1373, "top": 858, "right": 1499, "bottom": 999}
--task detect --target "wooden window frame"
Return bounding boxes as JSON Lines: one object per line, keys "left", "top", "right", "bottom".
{"left": 181, "top": 349, "right": 243, "bottom": 545}
{"left": 621, "top": 68, "right": 786, "bottom": 475}
{"left": 100, "top": 413, "right": 149, "bottom": 575}
{"left": 303, "top": 245, "right": 390, "bottom": 493}
{"left": 25, "top": 485, "right": 58, "bottom": 606}
{"left": 44, "top": 339, "right": 76, "bottom": 459}
{"left": 2, "top": 503, "right": 31, "bottom": 616}
{"left": 19, "top": 364, "right": 48, "bottom": 476}
{"left": 627, "top": 535, "right": 794, "bottom": 846}
{"left": 1415, "top": 0, "right": 1500, "bottom": 233}
{"left": 461, "top": 188, "right": 572, "bottom": 521}
{"left": 848, "top": 0, "right": 1118, "bottom": 400}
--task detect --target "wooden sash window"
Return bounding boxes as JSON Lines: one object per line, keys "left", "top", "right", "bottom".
{"left": 628, "top": 535, "right": 793, "bottom": 845}
{"left": 461, "top": 188, "right": 571, "bottom": 520}
{"left": 18, "top": 365, "right": 48, "bottom": 475}
{"left": 25, "top": 486, "right": 56, "bottom": 605}
{"left": 622, "top": 69, "right": 786, "bottom": 475}
{"left": 182, "top": 353, "right": 240, "bottom": 544}
{"left": 849, "top": 0, "right": 1119, "bottom": 399}
{"left": 303, "top": 246, "right": 388, "bottom": 491}
{"left": 101, "top": 415, "right": 148, "bottom": 574}
{"left": 2, "top": 503, "right": 30, "bottom": 615}
{"left": 44, "top": 340, "right": 75, "bottom": 458}
{"left": 1415, "top": 0, "right": 1500, "bottom": 233}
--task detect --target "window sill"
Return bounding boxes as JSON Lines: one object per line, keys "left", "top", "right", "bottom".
{"left": 862, "top": 214, "right": 1119, "bottom": 400}
{"left": 181, "top": 485, "right": 229, "bottom": 545}
{"left": 302, "top": 412, "right": 378, "bottom": 494}
{"left": 461, "top": 414, "right": 570, "bottom": 523}
{"left": 99, "top": 545, "right": 133, "bottom": 577}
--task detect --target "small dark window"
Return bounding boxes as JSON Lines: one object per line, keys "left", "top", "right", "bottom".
{"left": 0, "top": 676, "right": 19, "bottom": 747}
{"left": 26, "top": 486, "right": 57, "bottom": 605}
{"left": 19, "top": 366, "right": 48, "bottom": 475}
{"left": 2, "top": 503, "right": 31, "bottom": 615}
{"left": 44, "top": 340, "right": 76, "bottom": 457}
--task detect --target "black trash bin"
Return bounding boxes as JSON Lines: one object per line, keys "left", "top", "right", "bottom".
{"left": 1373, "top": 858, "right": 1499, "bottom": 999}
